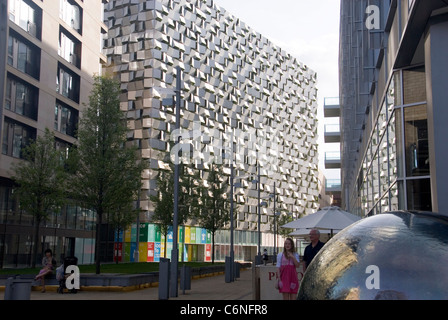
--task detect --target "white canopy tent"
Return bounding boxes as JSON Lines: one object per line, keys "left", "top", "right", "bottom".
{"left": 282, "top": 206, "right": 362, "bottom": 238}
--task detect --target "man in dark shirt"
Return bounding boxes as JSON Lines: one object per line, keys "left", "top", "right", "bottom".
{"left": 303, "top": 229, "right": 325, "bottom": 270}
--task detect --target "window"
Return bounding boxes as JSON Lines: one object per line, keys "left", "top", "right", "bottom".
{"left": 2, "top": 118, "right": 36, "bottom": 159}
{"left": 8, "top": 0, "right": 42, "bottom": 40}
{"left": 404, "top": 105, "right": 429, "bottom": 177}
{"left": 56, "top": 63, "right": 80, "bottom": 103}
{"left": 59, "top": 0, "right": 83, "bottom": 34}
{"left": 55, "top": 138, "right": 72, "bottom": 161}
{"left": 7, "top": 32, "right": 40, "bottom": 80}
{"left": 54, "top": 100, "right": 79, "bottom": 137}
{"left": 59, "top": 27, "right": 82, "bottom": 68}
{"left": 5, "top": 74, "right": 39, "bottom": 120}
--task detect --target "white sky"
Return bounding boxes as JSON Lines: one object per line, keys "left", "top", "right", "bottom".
{"left": 214, "top": 0, "right": 341, "bottom": 179}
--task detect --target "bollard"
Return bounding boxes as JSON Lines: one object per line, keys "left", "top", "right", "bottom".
{"left": 255, "top": 254, "right": 263, "bottom": 266}
{"left": 225, "top": 256, "right": 232, "bottom": 283}
{"left": 234, "top": 262, "right": 240, "bottom": 279}
{"left": 158, "top": 258, "right": 170, "bottom": 300}
{"left": 180, "top": 265, "right": 191, "bottom": 294}
{"left": 4, "top": 277, "right": 32, "bottom": 300}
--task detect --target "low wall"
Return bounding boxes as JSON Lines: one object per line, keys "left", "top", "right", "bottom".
{"left": 0, "top": 262, "right": 252, "bottom": 291}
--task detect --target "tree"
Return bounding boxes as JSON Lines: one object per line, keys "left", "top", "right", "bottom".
{"left": 69, "top": 75, "right": 145, "bottom": 274}
{"left": 150, "top": 159, "right": 200, "bottom": 258}
{"left": 276, "top": 213, "right": 294, "bottom": 241}
{"left": 150, "top": 168, "right": 174, "bottom": 258}
{"left": 108, "top": 198, "right": 139, "bottom": 264}
{"left": 196, "top": 164, "right": 230, "bottom": 263}
{"left": 11, "top": 128, "right": 67, "bottom": 268}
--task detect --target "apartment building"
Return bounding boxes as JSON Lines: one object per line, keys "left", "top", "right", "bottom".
{"left": 339, "top": 0, "right": 448, "bottom": 216}
{"left": 0, "top": 0, "right": 108, "bottom": 268}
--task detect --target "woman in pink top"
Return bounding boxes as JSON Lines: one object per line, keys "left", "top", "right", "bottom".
{"left": 276, "top": 238, "right": 301, "bottom": 300}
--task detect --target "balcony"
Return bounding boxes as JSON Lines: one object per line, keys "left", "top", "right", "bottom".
{"left": 324, "top": 97, "right": 340, "bottom": 118}
{"left": 325, "top": 179, "right": 341, "bottom": 194}
{"left": 325, "top": 152, "right": 341, "bottom": 169}
{"left": 324, "top": 124, "right": 341, "bottom": 143}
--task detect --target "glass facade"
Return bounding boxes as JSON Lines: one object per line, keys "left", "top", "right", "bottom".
{"left": 2, "top": 117, "right": 36, "bottom": 159}
{"left": 349, "top": 67, "right": 431, "bottom": 216}
{"left": 5, "top": 74, "right": 39, "bottom": 121}
{"left": 1, "top": 0, "right": 106, "bottom": 268}
{"left": 7, "top": 31, "right": 41, "bottom": 80}
{"left": 54, "top": 100, "right": 78, "bottom": 138}
{"left": 8, "top": 0, "right": 42, "bottom": 40}
{"left": 0, "top": 184, "right": 96, "bottom": 268}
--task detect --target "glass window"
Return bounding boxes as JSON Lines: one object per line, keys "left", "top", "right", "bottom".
{"left": 55, "top": 138, "right": 71, "bottom": 161}
{"left": 9, "top": 0, "right": 42, "bottom": 39}
{"left": 393, "top": 71, "right": 402, "bottom": 107}
{"left": 0, "top": 185, "right": 16, "bottom": 224}
{"left": 390, "top": 181, "right": 399, "bottom": 211}
{"left": 5, "top": 76, "right": 39, "bottom": 120}
{"left": 379, "top": 135, "right": 389, "bottom": 197}
{"left": 403, "top": 67, "right": 426, "bottom": 105}
{"left": 395, "top": 108, "right": 405, "bottom": 178}
{"left": 2, "top": 234, "right": 19, "bottom": 268}
{"left": 388, "top": 111, "right": 397, "bottom": 180}
{"left": 56, "top": 64, "right": 80, "bottom": 103}
{"left": 7, "top": 32, "right": 40, "bottom": 79}
{"left": 404, "top": 105, "right": 429, "bottom": 177}
{"left": 2, "top": 118, "right": 36, "bottom": 159}
{"left": 17, "top": 41, "right": 28, "bottom": 73}
{"left": 66, "top": 204, "right": 77, "bottom": 229}
{"left": 407, "top": 179, "right": 432, "bottom": 211}
{"left": 55, "top": 101, "right": 78, "bottom": 137}
{"left": 8, "top": 0, "right": 16, "bottom": 21}
{"left": 13, "top": 123, "right": 25, "bottom": 158}
{"left": 59, "top": 0, "right": 83, "bottom": 34}
{"left": 59, "top": 27, "right": 82, "bottom": 68}
{"left": 7, "top": 36, "right": 14, "bottom": 66}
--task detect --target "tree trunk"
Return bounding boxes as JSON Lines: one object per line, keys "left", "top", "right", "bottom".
{"left": 95, "top": 211, "right": 102, "bottom": 274}
{"left": 32, "top": 217, "right": 41, "bottom": 268}
{"left": 163, "top": 234, "right": 167, "bottom": 258}
{"left": 115, "top": 228, "right": 120, "bottom": 264}
{"left": 211, "top": 230, "right": 215, "bottom": 264}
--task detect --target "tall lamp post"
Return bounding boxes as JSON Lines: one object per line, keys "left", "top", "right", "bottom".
{"left": 168, "top": 66, "right": 182, "bottom": 297}
{"left": 257, "top": 161, "right": 261, "bottom": 258}
{"left": 154, "top": 66, "right": 182, "bottom": 298}
{"left": 229, "top": 138, "right": 235, "bottom": 283}
{"left": 171, "top": 66, "right": 182, "bottom": 297}
{"left": 273, "top": 182, "right": 277, "bottom": 257}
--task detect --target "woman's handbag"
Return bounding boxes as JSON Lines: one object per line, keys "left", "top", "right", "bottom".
{"left": 275, "top": 279, "right": 283, "bottom": 290}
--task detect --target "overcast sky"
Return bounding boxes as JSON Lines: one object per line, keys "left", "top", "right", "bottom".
{"left": 214, "top": 0, "right": 341, "bottom": 179}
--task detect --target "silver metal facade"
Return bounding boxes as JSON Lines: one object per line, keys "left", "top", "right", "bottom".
{"left": 102, "top": 0, "right": 320, "bottom": 232}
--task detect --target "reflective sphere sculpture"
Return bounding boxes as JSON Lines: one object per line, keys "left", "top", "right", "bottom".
{"left": 297, "top": 211, "right": 448, "bottom": 300}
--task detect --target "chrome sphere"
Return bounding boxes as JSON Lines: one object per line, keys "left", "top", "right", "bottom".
{"left": 297, "top": 211, "right": 448, "bottom": 300}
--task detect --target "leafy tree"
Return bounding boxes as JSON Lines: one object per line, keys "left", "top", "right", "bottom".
{"left": 150, "top": 159, "right": 200, "bottom": 258}
{"left": 196, "top": 164, "right": 230, "bottom": 263}
{"left": 68, "top": 75, "right": 145, "bottom": 274}
{"left": 150, "top": 167, "right": 174, "bottom": 258}
{"left": 11, "top": 128, "right": 67, "bottom": 267}
{"left": 108, "top": 199, "right": 139, "bottom": 264}
{"left": 277, "top": 213, "right": 294, "bottom": 241}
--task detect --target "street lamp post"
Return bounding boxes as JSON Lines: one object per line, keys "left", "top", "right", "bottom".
{"left": 273, "top": 182, "right": 276, "bottom": 257}
{"left": 257, "top": 161, "right": 261, "bottom": 258}
{"left": 229, "top": 137, "right": 235, "bottom": 283}
{"left": 170, "top": 66, "right": 182, "bottom": 298}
